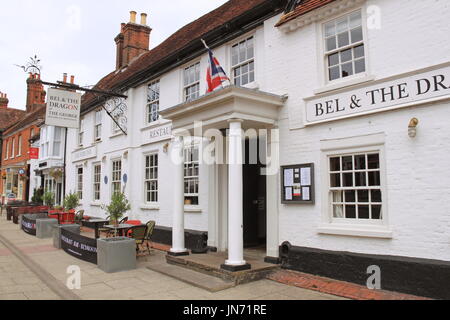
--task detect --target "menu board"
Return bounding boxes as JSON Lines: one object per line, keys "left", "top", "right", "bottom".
{"left": 281, "top": 164, "right": 314, "bottom": 204}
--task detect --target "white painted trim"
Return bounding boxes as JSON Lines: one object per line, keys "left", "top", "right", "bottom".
{"left": 318, "top": 225, "right": 393, "bottom": 239}
{"left": 184, "top": 206, "right": 202, "bottom": 213}
{"left": 141, "top": 204, "right": 160, "bottom": 211}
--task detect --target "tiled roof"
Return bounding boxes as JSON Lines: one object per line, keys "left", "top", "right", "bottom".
{"left": 0, "top": 108, "right": 26, "bottom": 131}
{"left": 2, "top": 106, "right": 45, "bottom": 136}
{"left": 275, "top": 0, "right": 338, "bottom": 27}
{"left": 82, "top": 0, "right": 272, "bottom": 110}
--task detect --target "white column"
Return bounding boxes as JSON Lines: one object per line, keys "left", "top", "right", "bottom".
{"left": 223, "top": 119, "right": 249, "bottom": 270}
{"left": 266, "top": 127, "right": 280, "bottom": 260}
{"left": 169, "top": 135, "right": 189, "bottom": 256}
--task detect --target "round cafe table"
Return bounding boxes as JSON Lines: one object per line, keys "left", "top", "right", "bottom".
{"left": 104, "top": 224, "right": 133, "bottom": 237}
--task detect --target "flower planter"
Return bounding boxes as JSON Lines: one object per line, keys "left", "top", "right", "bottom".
{"left": 53, "top": 224, "right": 81, "bottom": 249}
{"left": 36, "top": 218, "right": 59, "bottom": 239}
{"left": 97, "top": 237, "right": 136, "bottom": 273}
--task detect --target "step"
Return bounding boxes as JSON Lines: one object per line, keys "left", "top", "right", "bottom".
{"left": 147, "top": 261, "right": 236, "bottom": 293}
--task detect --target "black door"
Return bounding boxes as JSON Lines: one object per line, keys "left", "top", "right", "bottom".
{"left": 243, "top": 138, "right": 267, "bottom": 248}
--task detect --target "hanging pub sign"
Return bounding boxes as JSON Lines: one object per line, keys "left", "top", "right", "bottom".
{"left": 45, "top": 88, "right": 82, "bottom": 129}
{"left": 61, "top": 228, "right": 98, "bottom": 264}
{"left": 29, "top": 147, "right": 39, "bottom": 159}
{"left": 281, "top": 163, "right": 315, "bottom": 204}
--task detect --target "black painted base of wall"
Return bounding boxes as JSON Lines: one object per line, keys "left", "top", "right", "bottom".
{"left": 279, "top": 242, "right": 450, "bottom": 300}
{"left": 151, "top": 226, "right": 208, "bottom": 252}
{"left": 167, "top": 251, "right": 190, "bottom": 257}
{"left": 264, "top": 256, "right": 281, "bottom": 265}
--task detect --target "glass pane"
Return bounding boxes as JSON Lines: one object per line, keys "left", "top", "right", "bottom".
{"left": 330, "top": 157, "right": 341, "bottom": 171}
{"left": 341, "top": 62, "right": 354, "bottom": 77}
{"left": 343, "top": 173, "right": 353, "bottom": 187}
{"left": 354, "top": 155, "right": 366, "bottom": 170}
{"left": 325, "top": 22, "right": 336, "bottom": 37}
{"left": 326, "top": 36, "right": 337, "bottom": 51}
{"left": 337, "top": 32, "right": 350, "bottom": 48}
{"left": 358, "top": 190, "right": 369, "bottom": 202}
{"left": 349, "top": 12, "right": 362, "bottom": 28}
{"left": 340, "top": 49, "right": 352, "bottom": 63}
{"left": 332, "top": 191, "right": 343, "bottom": 203}
{"left": 368, "top": 154, "right": 380, "bottom": 169}
{"left": 351, "top": 27, "right": 363, "bottom": 43}
{"left": 242, "top": 73, "right": 249, "bottom": 86}
{"left": 359, "top": 205, "right": 370, "bottom": 219}
{"left": 329, "top": 66, "right": 340, "bottom": 81}
{"left": 355, "top": 59, "right": 366, "bottom": 74}
{"left": 333, "top": 205, "right": 344, "bottom": 218}
{"left": 371, "top": 190, "right": 382, "bottom": 203}
{"left": 354, "top": 45, "right": 365, "bottom": 58}
{"left": 372, "top": 205, "right": 382, "bottom": 219}
{"left": 346, "top": 205, "right": 357, "bottom": 219}
{"left": 355, "top": 172, "right": 367, "bottom": 187}
{"left": 330, "top": 174, "right": 341, "bottom": 188}
{"left": 249, "top": 71, "right": 255, "bottom": 83}
{"left": 336, "top": 17, "right": 348, "bottom": 33}
{"left": 369, "top": 171, "right": 381, "bottom": 186}
{"left": 342, "top": 156, "right": 353, "bottom": 171}
{"left": 328, "top": 53, "right": 339, "bottom": 66}
{"left": 345, "top": 190, "right": 356, "bottom": 203}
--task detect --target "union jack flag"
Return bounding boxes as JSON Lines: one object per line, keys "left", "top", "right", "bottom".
{"left": 203, "top": 40, "right": 230, "bottom": 93}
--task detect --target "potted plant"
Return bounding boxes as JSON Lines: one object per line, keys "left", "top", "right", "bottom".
{"left": 101, "top": 192, "right": 131, "bottom": 227}
{"left": 43, "top": 191, "right": 55, "bottom": 208}
{"left": 31, "top": 188, "right": 44, "bottom": 205}
{"left": 61, "top": 192, "right": 80, "bottom": 224}
{"left": 49, "top": 168, "right": 63, "bottom": 181}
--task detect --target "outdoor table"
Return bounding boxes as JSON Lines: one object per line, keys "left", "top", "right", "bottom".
{"left": 89, "top": 219, "right": 110, "bottom": 239}
{"left": 104, "top": 224, "right": 133, "bottom": 237}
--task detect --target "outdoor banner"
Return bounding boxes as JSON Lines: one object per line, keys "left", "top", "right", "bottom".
{"left": 61, "top": 228, "right": 98, "bottom": 264}
{"left": 45, "top": 88, "right": 82, "bottom": 129}
{"left": 21, "top": 215, "right": 37, "bottom": 236}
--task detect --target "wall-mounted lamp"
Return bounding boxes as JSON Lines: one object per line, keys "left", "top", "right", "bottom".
{"left": 123, "top": 151, "right": 129, "bottom": 159}
{"left": 102, "top": 156, "right": 107, "bottom": 163}
{"left": 408, "top": 118, "right": 419, "bottom": 138}
{"left": 163, "top": 143, "right": 169, "bottom": 153}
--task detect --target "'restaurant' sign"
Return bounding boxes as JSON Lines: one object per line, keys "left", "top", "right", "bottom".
{"left": 45, "top": 88, "right": 82, "bottom": 129}
{"left": 305, "top": 64, "right": 450, "bottom": 125}
{"left": 144, "top": 123, "right": 172, "bottom": 145}
{"left": 72, "top": 145, "right": 97, "bottom": 162}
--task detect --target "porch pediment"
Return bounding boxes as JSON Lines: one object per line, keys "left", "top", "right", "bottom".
{"left": 159, "top": 86, "right": 285, "bottom": 131}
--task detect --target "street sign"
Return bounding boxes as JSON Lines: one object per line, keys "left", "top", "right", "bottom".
{"left": 45, "top": 88, "right": 82, "bottom": 129}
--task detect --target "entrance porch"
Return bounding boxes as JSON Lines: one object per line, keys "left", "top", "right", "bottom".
{"left": 160, "top": 85, "right": 285, "bottom": 272}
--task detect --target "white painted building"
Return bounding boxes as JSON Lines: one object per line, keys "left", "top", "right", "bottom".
{"left": 65, "top": 0, "right": 450, "bottom": 298}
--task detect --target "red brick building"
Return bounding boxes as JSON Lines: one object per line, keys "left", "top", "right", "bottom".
{"left": 0, "top": 73, "right": 46, "bottom": 203}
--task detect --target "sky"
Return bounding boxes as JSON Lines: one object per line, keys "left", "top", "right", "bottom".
{"left": 0, "top": 0, "right": 228, "bottom": 110}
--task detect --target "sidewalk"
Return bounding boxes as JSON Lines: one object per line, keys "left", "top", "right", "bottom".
{"left": 0, "top": 214, "right": 345, "bottom": 300}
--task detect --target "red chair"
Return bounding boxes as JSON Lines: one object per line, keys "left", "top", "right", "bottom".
{"left": 61, "top": 210, "right": 76, "bottom": 225}
{"left": 126, "top": 220, "right": 142, "bottom": 237}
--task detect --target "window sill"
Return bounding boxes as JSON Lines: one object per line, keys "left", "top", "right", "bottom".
{"left": 140, "top": 120, "right": 170, "bottom": 131}
{"left": 90, "top": 202, "right": 101, "bottom": 207}
{"left": 141, "top": 204, "right": 160, "bottom": 211}
{"left": 109, "top": 132, "right": 125, "bottom": 139}
{"left": 242, "top": 81, "right": 259, "bottom": 90}
{"left": 184, "top": 206, "right": 202, "bottom": 213}
{"left": 314, "top": 74, "right": 375, "bottom": 95}
{"left": 318, "top": 224, "right": 393, "bottom": 239}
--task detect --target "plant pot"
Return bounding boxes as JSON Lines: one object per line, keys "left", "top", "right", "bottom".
{"left": 97, "top": 237, "right": 136, "bottom": 273}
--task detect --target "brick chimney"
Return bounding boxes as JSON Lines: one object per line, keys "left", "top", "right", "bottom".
{"left": 0, "top": 92, "right": 8, "bottom": 109}
{"left": 26, "top": 73, "right": 46, "bottom": 113}
{"left": 115, "top": 11, "right": 151, "bottom": 70}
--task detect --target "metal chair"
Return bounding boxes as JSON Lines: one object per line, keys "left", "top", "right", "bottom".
{"left": 144, "top": 221, "right": 156, "bottom": 254}
{"left": 130, "top": 225, "right": 149, "bottom": 255}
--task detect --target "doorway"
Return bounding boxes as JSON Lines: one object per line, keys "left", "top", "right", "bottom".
{"left": 243, "top": 137, "right": 267, "bottom": 249}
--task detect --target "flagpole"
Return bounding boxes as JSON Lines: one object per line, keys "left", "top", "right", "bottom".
{"left": 201, "top": 39, "right": 210, "bottom": 50}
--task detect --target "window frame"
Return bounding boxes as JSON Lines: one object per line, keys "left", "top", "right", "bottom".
{"left": 53, "top": 127, "right": 62, "bottom": 157}
{"left": 17, "top": 135, "right": 22, "bottom": 156}
{"left": 11, "top": 137, "right": 15, "bottom": 159}
{"left": 184, "top": 141, "right": 200, "bottom": 206}
{"left": 111, "top": 159, "right": 122, "bottom": 196}
{"left": 231, "top": 36, "right": 255, "bottom": 87}
{"left": 93, "top": 163, "right": 101, "bottom": 202}
{"left": 319, "top": 135, "right": 391, "bottom": 238}
{"left": 76, "top": 166, "right": 83, "bottom": 201}
{"left": 144, "top": 153, "right": 159, "bottom": 204}
{"left": 94, "top": 110, "right": 102, "bottom": 141}
{"left": 319, "top": 7, "right": 370, "bottom": 86}
{"left": 146, "top": 80, "right": 160, "bottom": 124}
{"left": 183, "top": 62, "right": 200, "bottom": 102}
{"left": 78, "top": 118, "right": 84, "bottom": 147}
{"left": 5, "top": 140, "right": 9, "bottom": 160}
